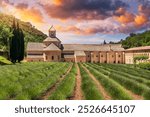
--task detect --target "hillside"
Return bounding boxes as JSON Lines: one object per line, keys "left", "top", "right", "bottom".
{"left": 122, "top": 31, "right": 150, "bottom": 49}
{"left": 0, "top": 13, "right": 47, "bottom": 46}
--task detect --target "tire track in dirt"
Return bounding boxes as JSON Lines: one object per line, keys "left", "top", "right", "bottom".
{"left": 39, "top": 64, "right": 73, "bottom": 100}
{"left": 69, "top": 63, "right": 84, "bottom": 100}
{"left": 81, "top": 64, "right": 112, "bottom": 100}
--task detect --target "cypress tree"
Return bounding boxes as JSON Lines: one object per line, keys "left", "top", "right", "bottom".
{"left": 10, "top": 18, "right": 24, "bottom": 63}
{"left": 10, "top": 18, "right": 17, "bottom": 63}
{"left": 18, "top": 29, "right": 24, "bottom": 62}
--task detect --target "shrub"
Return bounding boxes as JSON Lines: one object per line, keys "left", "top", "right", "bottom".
{"left": 138, "top": 63, "right": 150, "bottom": 70}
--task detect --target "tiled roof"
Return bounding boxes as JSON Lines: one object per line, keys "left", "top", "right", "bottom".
{"left": 43, "top": 37, "right": 61, "bottom": 42}
{"left": 75, "top": 51, "right": 86, "bottom": 56}
{"left": 64, "top": 55, "right": 75, "bottom": 58}
{"left": 43, "top": 43, "right": 61, "bottom": 51}
{"left": 62, "top": 44, "right": 124, "bottom": 51}
{"left": 27, "top": 55, "right": 43, "bottom": 59}
{"left": 126, "top": 46, "right": 150, "bottom": 51}
{"left": 27, "top": 42, "right": 124, "bottom": 52}
{"left": 27, "top": 42, "right": 44, "bottom": 51}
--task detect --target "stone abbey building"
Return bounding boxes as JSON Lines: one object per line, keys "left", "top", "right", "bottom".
{"left": 27, "top": 26, "right": 150, "bottom": 64}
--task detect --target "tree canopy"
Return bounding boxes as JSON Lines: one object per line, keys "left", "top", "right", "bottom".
{"left": 122, "top": 31, "right": 150, "bottom": 49}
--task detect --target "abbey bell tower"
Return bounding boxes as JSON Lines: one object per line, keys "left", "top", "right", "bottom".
{"left": 49, "top": 26, "right": 56, "bottom": 38}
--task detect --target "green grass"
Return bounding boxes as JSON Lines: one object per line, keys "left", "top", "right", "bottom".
{"left": 0, "top": 62, "right": 150, "bottom": 100}
{"left": 49, "top": 64, "right": 76, "bottom": 100}
{"left": 88, "top": 63, "right": 150, "bottom": 87}
{"left": 0, "top": 56, "right": 12, "bottom": 65}
{"left": 87, "top": 63, "right": 150, "bottom": 99}
{"left": 83, "top": 63, "right": 132, "bottom": 100}
{"left": 79, "top": 64, "right": 104, "bottom": 100}
{"left": 0, "top": 62, "right": 72, "bottom": 99}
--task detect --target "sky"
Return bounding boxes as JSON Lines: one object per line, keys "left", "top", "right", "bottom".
{"left": 0, "top": 0, "right": 150, "bottom": 44}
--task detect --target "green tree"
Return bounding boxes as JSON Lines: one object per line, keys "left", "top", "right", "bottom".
{"left": 133, "top": 55, "right": 149, "bottom": 67}
{"left": 10, "top": 18, "right": 24, "bottom": 63}
{"left": 0, "top": 23, "right": 13, "bottom": 57}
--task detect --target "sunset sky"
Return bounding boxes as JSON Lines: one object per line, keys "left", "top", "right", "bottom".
{"left": 0, "top": 0, "right": 150, "bottom": 44}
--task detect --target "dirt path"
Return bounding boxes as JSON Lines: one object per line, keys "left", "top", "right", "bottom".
{"left": 39, "top": 64, "right": 73, "bottom": 100}
{"left": 70, "top": 64, "right": 84, "bottom": 100}
{"left": 81, "top": 64, "right": 111, "bottom": 100}
{"left": 125, "top": 89, "right": 144, "bottom": 100}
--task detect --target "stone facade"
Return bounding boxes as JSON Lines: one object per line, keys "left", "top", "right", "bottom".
{"left": 125, "top": 46, "right": 150, "bottom": 64}
{"left": 26, "top": 27, "right": 150, "bottom": 64}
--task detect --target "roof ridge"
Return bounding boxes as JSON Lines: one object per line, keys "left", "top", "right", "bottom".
{"left": 44, "top": 43, "right": 61, "bottom": 51}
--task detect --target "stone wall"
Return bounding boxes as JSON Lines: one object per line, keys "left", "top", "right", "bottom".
{"left": 44, "top": 51, "right": 61, "bottom": 62}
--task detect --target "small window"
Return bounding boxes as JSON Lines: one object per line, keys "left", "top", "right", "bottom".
{"left": 52, "top": 56, "right": 54, "bottom": 60}
{"left": 96, "top": 55, "right": 98, "bottom": 57}
{"left": 112, "top": 55, "right": 114, "bottom": 58}
{"left": 88, "top": 55, "right": 90, "bottom": 57}
{"left": 101, "top": 55, "right": 103, "bottom": 57}
{"left": 114, "top": 61, "right": 115, "bottom": 63}
{"left": 104, "top": 61, "right": 107, "bottom": 63}
{"left": 118, "top": 61, "right": 120, "bottom": 63}
{"left": 118, "top": 55, "right": 121, "bottom": 58}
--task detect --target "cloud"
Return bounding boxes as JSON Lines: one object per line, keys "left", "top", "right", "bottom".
{"left": 0, "top": 1, "right": 44, "bottom": 24}
{"left": 1, "top": 0, "right": 149, "bottom": 35}
{"left": 114, "top": 3, "right": 150, "bottom": 33}
{"left": 56, "top": 18, "right": 120, "bottom": 35}
{"left": 39, "top": 0, "right": 127, "bottom": 20}
{"left": 115, "top": 8, "right": 135, "bottom": 24}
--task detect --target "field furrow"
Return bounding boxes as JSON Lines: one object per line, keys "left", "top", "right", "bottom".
{"left": 48, "top": 63, "right": 77, "bottom": 100}
{"left": 83, "top": 63, "right": 132, "bottom": 100}
{"left": 81, "top": 64, "right": 111, "bottom": 100}
{"left": 70, "top": 63, "right": 83, "bottom": 100}
{"left": 78, "top": 64, "right": 104, "bottom": 100}
{"left": 0, "top": 62, "right": 150, "bottom": 100}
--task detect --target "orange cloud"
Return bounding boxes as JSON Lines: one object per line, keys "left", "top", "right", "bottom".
{"left": 115, "top": 8, "right": 135, "bottom": 24}
{"left": 56, "top": 25, "right": 82, "bottom": 34}
{"left": 53, "top": 0, "right": 62, "bottom": 6}
{"left": 115, "top": 4, "right": 150, "bottom": 31}
{"left": 15, "top": 7, "right": 44, "bottom": 24}
{"left": 0, "top": 1, "right": 44, "bottom": 24}
{"left": 116, "top": 12, "right": 135, "bottom": 24}
{"left": 134, "top": 14, "right": 148, "bottom": 26}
